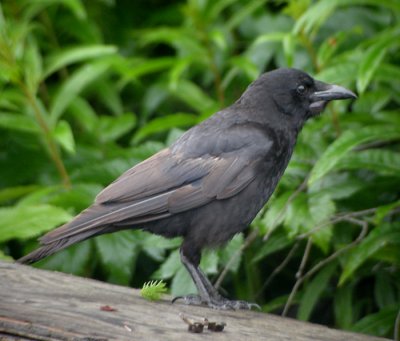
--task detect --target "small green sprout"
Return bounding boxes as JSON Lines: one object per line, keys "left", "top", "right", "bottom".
{"left": 140, "top": 280, "right": 168, "bottom": 301}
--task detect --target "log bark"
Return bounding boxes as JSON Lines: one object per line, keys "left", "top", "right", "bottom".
{"left": 0, "top": 261, "right": 389, "bottom": 341}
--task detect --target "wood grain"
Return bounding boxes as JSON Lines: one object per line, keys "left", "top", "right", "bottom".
{"left": 0, "top": 261, "right": 389, "bottom": 341}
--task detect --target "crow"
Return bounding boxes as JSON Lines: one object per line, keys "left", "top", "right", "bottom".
{"left": 18, "top": 68, "right": 356, "bottom": 310}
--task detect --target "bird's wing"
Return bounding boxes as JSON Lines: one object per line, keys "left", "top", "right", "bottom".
{"left": 40, "top": 146, "right": 262, "bottom": 244}
{"left": 95, "top": 148, "right": 212, "bottom": 204}
{"left": 95, "top": 148, "right": 258, "bottom": 216}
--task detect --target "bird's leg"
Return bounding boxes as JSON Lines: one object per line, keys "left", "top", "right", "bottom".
{"left": 172, "top": 245, "right": 259, "bottom": 310}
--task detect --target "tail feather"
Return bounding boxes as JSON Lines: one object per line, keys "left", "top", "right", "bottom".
{"left": 17, "top": 226, "right": 108, "bottom": 264}
{"left": 39, "top": 204, "right": 111, "bottom": 244}
{"left": 17, "top": 197, "right": 167, "bottom": 264}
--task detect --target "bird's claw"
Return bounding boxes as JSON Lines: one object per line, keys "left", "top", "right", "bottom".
{"left": 172, "top": 294, "right": 260, "bottom": 310}
{"left": 172, "top": 294, "right": 203, "bottom": 306}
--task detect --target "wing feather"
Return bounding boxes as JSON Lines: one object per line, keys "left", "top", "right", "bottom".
{"left": 42, "top": 148, "right": 262, "bottom": 244}
{"left": 95, "top": 149, "right": 214, "bottom": 204}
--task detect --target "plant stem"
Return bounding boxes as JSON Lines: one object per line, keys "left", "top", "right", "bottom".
{"left": 19, "top": 81, "right": 71, "bottom": 188}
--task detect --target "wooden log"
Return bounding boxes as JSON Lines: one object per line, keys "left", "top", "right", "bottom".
{"left": 0, "top": 261, "right": 389, "bottom": 341}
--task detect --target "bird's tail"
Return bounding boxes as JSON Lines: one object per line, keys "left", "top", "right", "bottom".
{"left": 17, "top": 228, "right": 104, "bottom": 264}
{"left": 17, "top": 204, "right": 113, "bottom": 264}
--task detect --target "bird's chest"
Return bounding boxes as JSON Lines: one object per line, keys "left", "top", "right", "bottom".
{"left": 256, "top": 137, "right": 295, "bottom": 201}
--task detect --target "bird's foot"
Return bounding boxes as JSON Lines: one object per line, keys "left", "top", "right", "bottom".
{"left": 172, "top": 294, "right": 260, "bottom": 310}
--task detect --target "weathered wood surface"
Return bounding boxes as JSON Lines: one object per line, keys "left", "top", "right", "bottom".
{"left": 0, "top": 261, "right": 389, "bottom": 341}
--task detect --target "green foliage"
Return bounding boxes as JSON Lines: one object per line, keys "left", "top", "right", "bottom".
{"left": 0, "top": 204, "right": 72, "bottom": 242}
{"left": 141, "top": 280, "right": 168, "bottom": 301}
{"left": 0, "top": 0, "right": 399, "bottom": 338}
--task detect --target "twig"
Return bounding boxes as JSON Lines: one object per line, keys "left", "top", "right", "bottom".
{"left": 296, "top": 238, "right": 312, "bottom": 280}
{"left": 214, "top": 229, "right": 258, "bottom": 289}
{"left": 256, "top": 241, "right": 300, "bottom": 298}
{"left": 282, "top": 216, "right": 368, "bottom": 316}
{"left": 281, "top": 238, "right": 312, "bottom": 316}
{"left": 297, "top": 207, "right": 377, "bottom": 240}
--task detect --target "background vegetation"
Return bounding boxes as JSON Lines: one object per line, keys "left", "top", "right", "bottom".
{"left": 1, "top": 0, "right": 399, "bottom": 338}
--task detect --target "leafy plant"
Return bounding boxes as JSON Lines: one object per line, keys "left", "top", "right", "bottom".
{"left": 0, "top": 0, "right": 399, "bottom": 339}
{"left": 141, "top": 280, "right": 168, "bottom": 301}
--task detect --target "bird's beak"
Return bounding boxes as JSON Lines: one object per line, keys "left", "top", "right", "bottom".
{"left": 309, "top": 80, "right": 357, "bottom": 114}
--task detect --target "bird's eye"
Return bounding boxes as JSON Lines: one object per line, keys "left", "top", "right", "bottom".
{"left": 297, "top": 85, "right": 306, "bottom": 95}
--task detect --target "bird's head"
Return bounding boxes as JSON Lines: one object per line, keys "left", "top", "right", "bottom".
{"left": 240, "top": 68, "right": 356, "bottom": 128}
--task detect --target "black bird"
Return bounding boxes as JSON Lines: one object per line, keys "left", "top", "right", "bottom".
{"left": 18, "top": 68, "right": 356, "bottom": 309}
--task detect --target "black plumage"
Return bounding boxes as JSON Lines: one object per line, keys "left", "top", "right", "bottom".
{"left": 18, "top": 68, "right": 356, "bottom": 309}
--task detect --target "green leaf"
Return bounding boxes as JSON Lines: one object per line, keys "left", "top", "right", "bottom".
{"left": 335, "top": 149, "right": 400, "bottom": 175}
{"left": 283, "top": 33, "right": 296, "bottom": 67}
{"left": 138, "top": 28, "right": 205, "bottom": 57}
{"left": 48, "top": 183, "right": 102, "bottom": 212}
{"left": 339, "top": 227, "right": 400, "bottom": 285}
{"left": 350, "top": 306, "right": 398, "bottom": 337}
{"left": 140, "top": 234, "right": 181, "bottom": 262}
{"left": 0, "top": 112, "right": 39, "bottom": 133}
{"left": 54, "top": 120, "right": 75, "bottom": 154}
{"left": 132, "top": 113, "right": 197, "bottom": 144}
{"left": 67, "top": 97, "right": 98, "bottom": 132}
{"left": 50, "top": 61, "right": 110, "bottom": 122}
{"left": 375, "top": 272, "right": 397, "bottom": 310}
{"left": 308, "top": 194, "right": 335, "bottom": 252}
{"left": 0, "top": 185, "right": 40, "bottom": 204}
{"left": 294, "top": 0, "right": 337, "bottom": 35}
{"left": 200, "top": 250, "right": 219, "bottom": 274}
{"left": 0, "top": 204, "right": 72, "bottom": 242}
{"left": 309, "top": 174, "right": 364, "bottom": 200}
{"left": 317, "top": 31, "right": 348, "bottom": 67}
{"left": 171, "top": 266, "right": 196, "bottom": 296}
{"left": 43, "top": 45, "right": 117, "bottom": 79}
{"left": 262, "top": 294, "right": 297, "bottom": 313}
{"left": 230, "top": 56, "right": 259, "bottom": 81}
{"left": 152, "top": 249, "right": 181, "bottom": 279}
{"left": 316, "top": 62, "right": 358, "bottom": 84}
{"left": 252, "top": 230, "right": 291, "bottom": 263}
{"left": 334, "top": 285, "right": 354, "bottom": 329}
{"left": 226, "top": 0, "right": 268, "bottom": 30}
{"left": 168, "top": 58, "right": 192, "bottom": 90}
{"left": 357, "top": 43, "right": 388, "bottom": 94}
{"left": 298, "top": 262, "right": 337, "bottom": 321}
{"left": 374, "top": 201, "right": 400, "bottom": 225}
{"left": 94, "top": 78, "right": 123, "bottom": 115}
{"left": 36, "top": 240, "right": 91, "bottom": 276}
{"left": 98, "top": 112, "right": 136, "bottom": 143}
{"left": 24, "top": 38, "right": 42, "bottom": 93}
{"left": 252, "top": 32, "right": 287, "bottom": 47}
{"left": 261, "top": 192, "right": 293, "bottom": 234}
{"left": 169, "top": 80, "right": 217, "bottom": 114}
{"left": 206, "top": 0, "right": 237, "bottom": 21}
{"left": 120, "top": 57, "right": 177, "bottom": 82}
{"left": 219, "top": 234, "right": 244, "bottom": 273}
{"left": 283, "top": 193, "right": 311, "bottom": 238}
{"left": 309, "top": 125, "right": 400, "bottom": 185}
{"left": 95, "top": 231, "right": 139, "bottom": 285}
{"left": 283, "top": 193, "right": 334, "bottom": 250}
{"left": 56, "top": 0, "right": 87, "bottom": 19}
